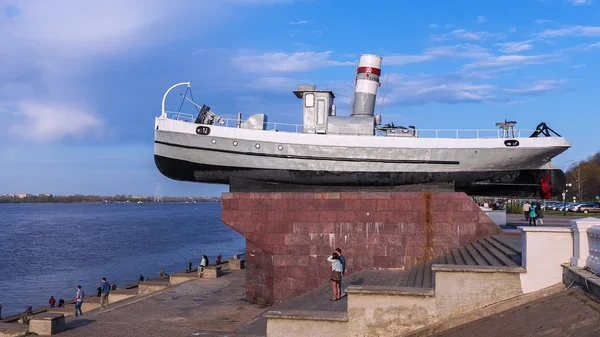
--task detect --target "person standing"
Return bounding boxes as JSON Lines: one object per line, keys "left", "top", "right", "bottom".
{"left": 188, "top": 261, "right": 192, "bottom": 271}
{"left": 199, "top": 255, "right": 208, "bottom": 277}
{"left": 0, "top": 303, "right": 3, "bottom": 320}
{"left": 523, "top": 201, "right": 531, "bottom": 222}
{"left": 327, "top": 252, "right": 343, "bottom": 301}
{"left": 96, "top": 285, "right": 102, "bottom": 297}
{"left": 335, "top": 248, "right": 347, "bottom": 298}
{"left": 529, "top": 204, "right": 538, "bottom": 226}
{"left": 100, "top": 277, "right": 110, "bottom": 309}
{"left": 535, "top": 202, "right": 544, "bottom": 226}
{"left": 111, "top": 282, "right": 117, "bottom": 291}
{"left": 75, "top": 285, "right": 84, "bottom": 317}
{"left": 48, "top": 296, "right": 56, "bottom": 308}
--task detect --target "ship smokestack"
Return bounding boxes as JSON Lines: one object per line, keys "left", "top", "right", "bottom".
{"left": 351, "top": 54, "right": 382, "bottom": 117}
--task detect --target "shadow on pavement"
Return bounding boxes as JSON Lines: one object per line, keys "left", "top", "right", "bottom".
{"left": 65, "top": 318, "right": 95, "bottom": 330}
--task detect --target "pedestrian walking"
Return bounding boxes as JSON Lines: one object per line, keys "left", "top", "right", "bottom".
{"left": 199, "top": 255, "right": 208, "bottom": 277}
{"left": 75, "top": 285, "right": 84, "bottom": 317}
{"left": 335, "top": 248, "right": 347, "bottom": 298}
{"left": 535, "top": 202, "right": 544, "bottom": 225}
{"left": 100, "top": 277, "right": 110, "bottom": 309}
{"left": 523, "top": 201, "right": 531, "bottom": 222}
{"left": 327, "top": 252, "right": 343, "bottom": 301}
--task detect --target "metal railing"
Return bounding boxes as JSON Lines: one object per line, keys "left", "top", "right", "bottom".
{"left": 163, "top": 112, "right": 536, "bottom": 139}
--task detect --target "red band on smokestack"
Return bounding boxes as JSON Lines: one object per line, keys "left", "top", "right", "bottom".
{"left": 357, "top": 66, "right": 381, "bottom": 76}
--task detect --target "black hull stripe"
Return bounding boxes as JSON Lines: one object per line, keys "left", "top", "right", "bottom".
{"left": 154, "top": 140, "right": 460, "bottom": 165}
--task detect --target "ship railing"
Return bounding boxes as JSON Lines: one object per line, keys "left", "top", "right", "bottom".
{"left": 163, "top": 113, "right": 537, "bottom": 139}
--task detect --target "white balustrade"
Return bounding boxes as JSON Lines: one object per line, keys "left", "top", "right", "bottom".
{"left": 570, "top": 218, "right": 600, "bottom": 268}
{"left": 587, "top": 226, "right": 600, "bottom": 273}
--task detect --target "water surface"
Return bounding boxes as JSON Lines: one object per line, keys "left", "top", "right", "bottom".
{"left": 0, "top": 202, "right": 243, "bottom": 317}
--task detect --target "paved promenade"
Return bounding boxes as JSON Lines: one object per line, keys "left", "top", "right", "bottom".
{"left": 59, "top": 270, "right": 268, "bottom": 337}
{"left": 507, "top": 213, "right": 586, "bottom": 228}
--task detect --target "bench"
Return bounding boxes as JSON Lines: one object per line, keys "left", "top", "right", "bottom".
{"left": 202, "top": 265, "right": 223, "bottom": 278}
{"left": 29, "top": 313, "right": 65, "bottom": 335}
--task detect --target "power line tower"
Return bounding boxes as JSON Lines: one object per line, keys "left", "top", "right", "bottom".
{"left": 154, "top": 181, "right": 162, "bottom": 202}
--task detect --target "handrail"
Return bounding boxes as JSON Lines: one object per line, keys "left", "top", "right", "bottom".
{"left": 162, "top": 113, "right": 543, "bottom": 139}
{"left": 161, "top": 82, "right": 191, "bottom": 118}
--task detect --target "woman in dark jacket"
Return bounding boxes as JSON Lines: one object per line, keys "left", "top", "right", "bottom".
{"left": 535, "top": 203, "right": 544, "bottom": 226}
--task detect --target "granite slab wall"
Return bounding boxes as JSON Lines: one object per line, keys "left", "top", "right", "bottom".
{"left": 221, "top": 192, "right": 503, "bottom": 305}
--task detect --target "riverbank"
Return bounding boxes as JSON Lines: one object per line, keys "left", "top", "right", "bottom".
{"left": 58, "top": 268, "right": 267, "bottom": 336}
{"left": 0, "top": 202, "right": 244, "bottom": 317}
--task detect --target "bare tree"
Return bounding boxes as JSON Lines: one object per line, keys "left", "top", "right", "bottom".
{"left": 572, "top": 166, "right": 587, "bottom": 202}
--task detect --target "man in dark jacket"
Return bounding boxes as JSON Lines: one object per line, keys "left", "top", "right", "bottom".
{"left": 100, "top": 277, "right": 111, "bottom": 309}
{"left": 335, "top": 248, "right": 347, "bottom": 298}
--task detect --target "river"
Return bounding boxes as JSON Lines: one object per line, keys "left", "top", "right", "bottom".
{"left": 0, "top": 202, "right": 243, "bottom": 317}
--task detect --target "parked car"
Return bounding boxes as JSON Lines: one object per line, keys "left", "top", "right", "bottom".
{"left": 579, "top": 204, "right": 600, "bottom": 214}
{"left": 569, "top": 203, "right": 586, "bottom": 212}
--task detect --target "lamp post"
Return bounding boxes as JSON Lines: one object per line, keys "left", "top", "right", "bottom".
{"left": 563, "top": 183, "right": 572, "bottom": 216}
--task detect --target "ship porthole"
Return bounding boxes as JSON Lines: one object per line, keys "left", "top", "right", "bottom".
{"left": 211, "top": 139, "right": 216, "bottom": 144}
{"left": 255, "top": 143, "right": 261, "bottom": 149}
{"left": 233, "top": 141, "right": 238, "bottom": 146}
{"left": 278, "top": 145, "right": 283, "bottom": 151}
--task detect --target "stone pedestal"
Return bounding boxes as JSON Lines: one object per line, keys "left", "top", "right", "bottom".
{"left": 222, "top": 191, "right": 503, "bottom": 306}
{"left": 203, "top": 266, "right": 223, "bottom": 278}
{"left": 229, "top": 259, "right": 246, "bottom": 270}
{"left": 29, "top": 313, "right": 65, "bottom": 335}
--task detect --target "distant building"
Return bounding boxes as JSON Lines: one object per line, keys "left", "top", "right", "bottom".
{"left": 15, "top": 194, "right": 27, "bottom": 199}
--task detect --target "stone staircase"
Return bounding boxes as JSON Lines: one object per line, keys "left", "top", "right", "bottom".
{"left": 262, "top": 234, "right": 547, "bottom": 337}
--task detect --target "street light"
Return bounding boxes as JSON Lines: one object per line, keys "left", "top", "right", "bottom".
{"left": 564, "top": 183, "right": 572, "bottom": 216}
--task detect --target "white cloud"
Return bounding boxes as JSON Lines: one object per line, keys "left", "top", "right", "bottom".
{"left": 289, "top": 20, "right": 307, "bottom": 25}
{"left": 384, "top": 44, "right": 491, "bottom": 65}
{"left": 431, "top": 29, "right": 503, "bottom": 41}
{"left": 377, "top": 73, "right": 498, "bottom": 106}
{"left": 464, "top": 54, "right": 556, "bottom": 69}
{"left": 6, "top": 101, "right": 104, "bottom": 142}
{"left": 586, "top": 42, "right": 600, "bottom": 48}
{"left": 244, "top": 76, "right": 300, "bottom": 91}
{"left": 538, "top": 25, "right": 600, "bottom": 37}
{"left": 0, "top": 0, "right": 292, "bottom": 143}
{"left": 232, "top": 51, "right": 353, "bottom": 72}
{"left": 476, "top": 16, "right": 487, "bottom": 23}
{"left": 503, "top": 79, "right": 568, "bottom": 95}
{"left": 495, "top": 40, "right": 535, "bottom": 53}
{"left": 534, "top": 19, "right": 551, "bottom": 24}
{"left": 509, "top": 28, "right": 517, "bottom": 33}
{"left": 428, "top": 24, "right": 438, "bottom": 28}
{"left": 571, "top": 64, "right": 586, "bottom": 68}
{"left": 569, "top": 0, "right": 594, "bottom": 5}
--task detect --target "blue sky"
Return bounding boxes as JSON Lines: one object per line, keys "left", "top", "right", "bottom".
{"left": 1, "top": 0, "right": 599, "bottom": 197}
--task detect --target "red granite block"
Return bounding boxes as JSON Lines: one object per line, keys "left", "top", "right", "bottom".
{"left": 292, "top": 222, "right": 310, "bottom": 234}
{"left": 281, "top": 192, "right": 316, "bottom": 199}
{"left": 308, "top": 223, "right": 322, "bottom": 233}
{"left": 221, "top": 199, "right": 239, "bottom": 210}
{"left": 260, "top": 233, "right": 286, "bottom": 245}
{"left": 318, "top": 211, "right": 338, "bottom": 222}
{"left": 360, "top": 199, "right": 378, "bottom": 210}
{"left": 340, "top": 192, "right": 361, "bottom": 199}
{"left": 324, "top": 192, "right": 341, "bottom": 199}
{"left": 433, "top": 223, "right": 451, "bottom": 235}
{"left": 360, "top": 192, "right": 391, "bottom": 199}
{"left": 222, "top": 193, "right": 233, "bottom": 199}
{"left": 343, "top": 199, "right": 362, "bottom": 211}
{"left": 273, "top": 255, "right": 309, "bottom": 267}
{"left": 452, "top": 211, "right": 478, "bottom": 223}
{"left": 284, "top": 234, "right": 311, "bottom": 246}
{"left": 376, "top": 199, "right": 397, "bottom": 210}
{"left": 286, "top": 211, "right": 319, "bottom": 222}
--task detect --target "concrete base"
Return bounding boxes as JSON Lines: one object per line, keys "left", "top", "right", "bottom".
{"left": 170, "top": 272, "right": 199, "bottom": 285}
{"left": 203, "top": 266, "right": 223, "bottom": 278}
{"left": 29, "top": 313, "right": 65, "bottom": 335}
{"left": 222, "top": 191, "right": 503, "bottom": 305}
{"left": 265, "top": 310, "right": 347, "bottom": 337}
{"left": 229, "top": 259, "right": 246, "bottom": 270}
{"left": 0, "top": 323, "right": 28, "bottom": 337}
{"left": 138, "top": 280, "right": 170, "bottom": 296}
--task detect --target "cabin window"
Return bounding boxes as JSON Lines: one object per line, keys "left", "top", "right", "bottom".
{"left": 305, "top": 93, "right": 315, "bottom": 107}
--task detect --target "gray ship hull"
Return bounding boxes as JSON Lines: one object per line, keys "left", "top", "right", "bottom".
{"left": 154, "top": 154, "right": 566, "bottom": 197}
